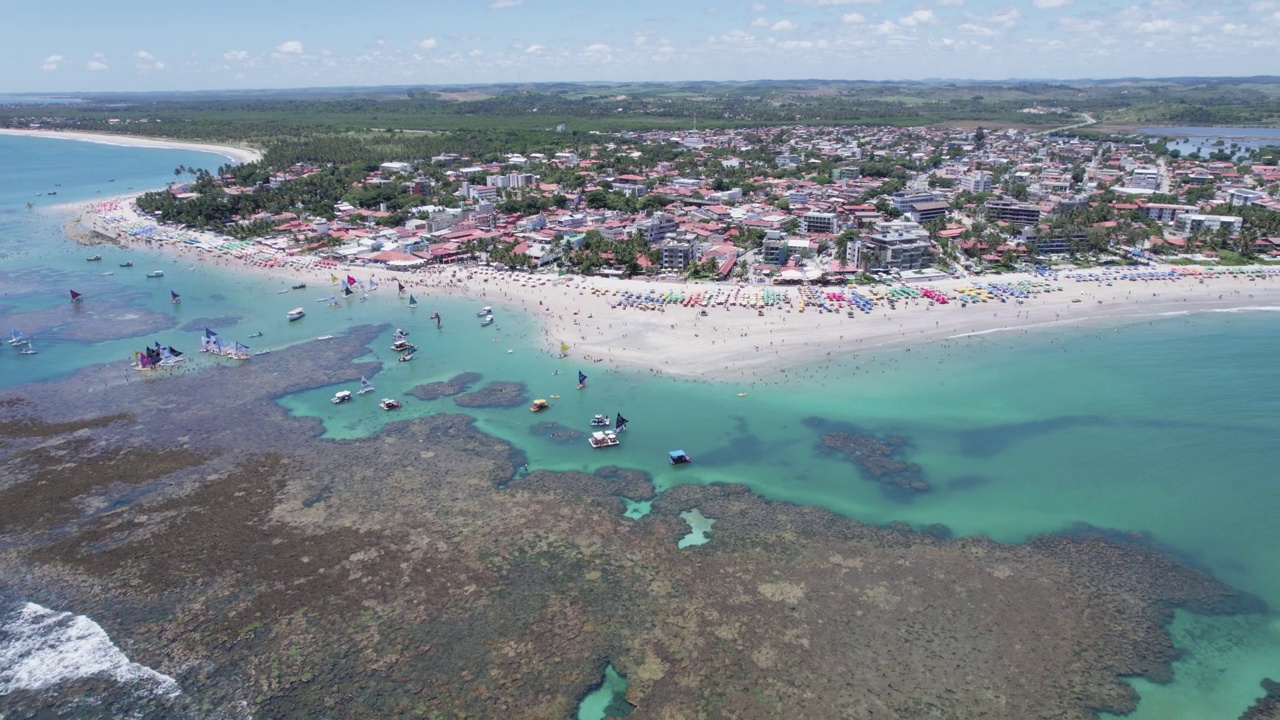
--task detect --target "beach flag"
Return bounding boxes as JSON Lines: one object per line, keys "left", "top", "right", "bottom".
{"left": 205, "top": 327, "right": 218, "bottom": 338}
{"left": 69, "top": 289, "right": 83, "bottom": 302}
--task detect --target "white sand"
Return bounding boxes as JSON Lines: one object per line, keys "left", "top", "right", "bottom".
{"left": 0, "top": 128, "right": 261, "bottom": 165}
{"left": 69, "top": 197, "right": 1280, "bottom": 379}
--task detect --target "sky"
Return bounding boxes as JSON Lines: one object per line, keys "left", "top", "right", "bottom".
{"left": 6, "top": 0, "right": 1280, "bottom": 93}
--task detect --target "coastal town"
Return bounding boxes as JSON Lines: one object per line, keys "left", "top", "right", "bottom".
{"left": 82, "top": 122, "right": 1280, "bottom": 282}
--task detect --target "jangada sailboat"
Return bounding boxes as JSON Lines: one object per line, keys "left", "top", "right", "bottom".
{"left": 557, "top": 341, "right": 569, "bottom": 359}
{"left": 357, "top": 376, "right": 375, "bottom": 395}
{"left": 8, "top": 329, "right": 28, "bottom": 346}
{"left": 19, "top": 341, "right": 37, "bottom": 355}
{"left": 69, "top": 289, "right": 83, "bottom": 303}
{"left": 407, "top": 294, "right": 419, "bottom": 308}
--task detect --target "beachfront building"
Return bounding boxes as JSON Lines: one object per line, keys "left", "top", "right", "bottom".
{"left": 862, "top": 220, "right": 934, "bottom": 271}
{"left": 636, "top": 212, "right": 678, "bottom": 245}
{"left": 801, "top": 211, "right": 838, "bottom": 235}
{"left": 659, "top": 238, "right": 694, "bottom": 269}
{"left": 906, "top": 201, "right": 949, "bottom": 224}
{"left": 761, "top": 232, "right": 788, "bottom": 265}
{"left": 960, "top": 171, "right": 993, "bottom": 193}
{"left": 1174, "top": 213, "right": 1242, "bottom": 236}
{"left": 1140, "top": 202, "right": 1197, "bottom": 223}
{"left": 891, "top": 190, "right": 944, "bottom": 214}
{"left": 984, "top": 198, "right": 1042, "bottom": 227}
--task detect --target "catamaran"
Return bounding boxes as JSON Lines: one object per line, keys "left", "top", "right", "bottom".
{"left": 357, "top": 376, "right": 375, "bottom": 395}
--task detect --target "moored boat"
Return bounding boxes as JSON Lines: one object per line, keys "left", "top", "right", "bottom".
{"left": 588, "top": 430, "right": 620, "bottom": 448}
{"left": 477, "top": 306, "right": 493, "bottom": 317}
{"left": 86, "top": 255, "right": 101, "bottom": 262}
{"left": 668, "top": 449, "right": 692, "bottom": 465}
{"left": 287, "top": 307, "right": 306, "bottom": 321}
{"left": 590, "top": 413, "right": 611, "bottom": 427}
{"left": 481, "top": 315, "right": 494, "bottom": 327}
{"left": 331, "top": 390, "right": 353, "bottom": 404}
{"left": 391, "top": 339, "right": 415, "bottom": 352}
{"left": 120, "top": 261, "right": 133, "bottom": 268}
{"left": 379, "top": 398, "right": 402, "bottom": 411}
{"left": 398, "top": 352, "right": 414, "bottom": 362}
{"left": 530, "top": 398, "right": 550, "bottom": 412}
{"left": 146, "top": 270, "right": 164, "bottom": 278}
{"left": 292, "top": 283, "right": 307, "bottom": 290}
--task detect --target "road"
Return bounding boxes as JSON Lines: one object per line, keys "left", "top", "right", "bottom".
{"left": 1035, "top": 113, "right": 1096, "bottom": 136}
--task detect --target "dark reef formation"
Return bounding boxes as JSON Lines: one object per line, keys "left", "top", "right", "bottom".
{"left": 405, "top": 372, "right": 482, "bottom": 401}
{"left": 0, "top": 328, "right": 1267, "bottom": 719}
{"left": 1240, "top": 679, "right": 1280, "bottom": 720}
{"left": 453, "top": 380, "right": 528, "bottom": 408}
{"left": 529, "top": 421, "right": 586, "bottom": 444}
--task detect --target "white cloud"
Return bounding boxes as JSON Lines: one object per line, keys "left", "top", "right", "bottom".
{"left": 525, "top": 44, "right": 544, "bottom": 53}
{"left": 937, "top": 0, "right": 963, "bottom": 5}
{"left": 41, "top": 54, "right": 63, "bottom": 71}
{"left": 841, "top": 12, "right": 865, "bottom": 22}
{"left": 584, "top": 43, "right": 612, "bottom": 54}
{"left": 752, "top": 17, "right": 769, "bottom": 26}
{"left": 899, "top": 9, "right": 937, "bottom": 25}
{"left": 418, "top": 38, "right": 438, "bottom": 49}
{"left": 1032, "top": 0, "right": 1072, "bottom": 7}
{"left": 276, "top": 40, "right": 303, "bottom": 54}
{"left": 751, "top": 2, "right": 768, "bottom": 9}
{"left": 772, "top": 19, "right": 798, "bottom": 30}
{"left": 488, "top": 0, "right": 523, "bottom": 7}
{"left": 135, "top": 50, "right": 155, "bottom": 61}
{"left": 785, "top": 0, "right": 880, "bottom": 5}
{"left": 1138, "top": 18, "right": 1174, "bottom": 32}
{"left": 87, "top": 60, "right": 109, "bottom": 71}
{"left": 223, "top": 50, "right": 249, "bottom": 61}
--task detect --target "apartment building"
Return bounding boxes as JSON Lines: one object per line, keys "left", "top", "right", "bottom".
{"left": 984, "top": 198, "right": 1042, "bottom": 227}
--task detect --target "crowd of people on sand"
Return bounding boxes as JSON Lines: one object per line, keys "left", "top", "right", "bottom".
{"left": 80, "top": 196, "right": 1280, "bottom": 387}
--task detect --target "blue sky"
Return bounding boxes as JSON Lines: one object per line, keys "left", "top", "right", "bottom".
{"left": 7, "top": 0, "right": 1280, "bottom": 92}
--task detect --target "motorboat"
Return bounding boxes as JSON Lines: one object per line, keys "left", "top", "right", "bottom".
{"left": 146, "top": 270, "right": 164, "bottom": 278}
{"left": 588, "top": 430, "right": 620, "bottom": 448}
{"left": 292, "top": 283, "right": 307, "bottom": 290}
{"left": 668, "top": 450, "right": 693, "bottom": 465}
{"left": 379, "top": 398, "right": 402, "bottom": 411}
{"left": 481, "top": 315, "right": 494, "bottom": 327}
{"left": 248, "top": 332, "right": 264, "bottom": 338}
{"left": 331, "top": 390, "right": 353, "bottom": 404}
{"left": 316, "top": 335, "right": 335, "bottom": 341}
{"left": 529, "top": 398, "right": 550, "bottom": 412}
{"left": 477, "top": 306, "right": 493, "bottom": 317}
{"left": 590, "top": 414, "right": 611, "bottom": 427}
{"left": 86, "top": 255, "right": 102, "bottom": 262}
{"left": 119, "top": 261, "right": 133, "bottom": 267}
{"left": 287, "top": 307, "right": 306, "bottom": 321}
{"left": 391, "top": 339, "right": 415, "bottom": 352}
{"left": 398, "top": 352, "right": 414, "bottom": 362}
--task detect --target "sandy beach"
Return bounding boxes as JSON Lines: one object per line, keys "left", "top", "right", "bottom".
{"left": 0, "top": 128, "right": 262, "bottom": 165}
{"left": 67, "top": 196, "right": 1280, "bottom": 379}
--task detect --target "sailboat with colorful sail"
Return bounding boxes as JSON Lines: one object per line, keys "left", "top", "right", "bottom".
{"left": 407, "top": 295, "right": 419, "bottom": 308}
{"left": 557, "top": 342, "right": 569, "bottom": 359}
{"left": 347, "top": 274, "right": 358, "bottom": 287}
{"left": 357, "top": 376, "right": 375, "bottom": 395}
{"left": 577, "top": 371, "right": 587, "bottom": 389}
{"left": 170, "top": 290, "right": 181, "bottom": 304}
{"left": 343, "top": 285, "right": 354, "bottom": 297}
{"left": 69, "top": 289, "right": 83, "bottom": 303}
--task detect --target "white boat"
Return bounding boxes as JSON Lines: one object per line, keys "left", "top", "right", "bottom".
{"left": 391, "top": 339, "right": 415, "bottom": 352}
{"left": 480, "top": 315, "right": 494, "bottom": 327}
{"left": 379, "top": 398, "right": 402, "bottom": 411}
{"left": 287, "top": 307, "right": 306, "bottom": 321}
{"left": 331, "top": 390, "right": 353, "bottom": 404}
{"left": 316, "top": 335, "right": 335, "bottom": 341}
{"left": 146, "top": 270, "right": 164, "bottom": 278}
{"left": 588, "top": 430, "right": 620, "bottom": 448}
{"left": 590, "top": 414, "right": 611, "bottom": 427}
{"left": 19, "top": 341, "right": 37, "bottom": 355}
{"left": 8, "top": 330, "right": 27, "bottom": 346}
{"left": 477, "top": 306, "right": 492, "bottom": 317}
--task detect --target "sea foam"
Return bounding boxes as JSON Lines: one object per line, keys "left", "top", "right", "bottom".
{"left": 0, "top": 602, "right": 180, "bottom": 698}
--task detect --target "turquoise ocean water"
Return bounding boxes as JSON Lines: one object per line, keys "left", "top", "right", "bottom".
{"left": 2, "top": 133, "right": 1279, "bottom": 717}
